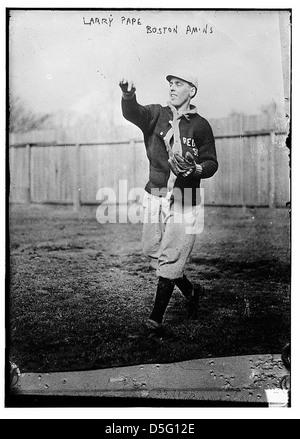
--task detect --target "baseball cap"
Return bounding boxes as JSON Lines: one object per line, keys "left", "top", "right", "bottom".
{"left": 166, "top": 74, "right": 198, "bottom": 94}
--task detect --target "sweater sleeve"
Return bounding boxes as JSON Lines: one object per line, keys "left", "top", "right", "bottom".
{"left": 199, "top": 160, "right": 218, "bottom": 179}
{"left": 196, "top": 119, "right": 218, "bottom": 179}
{"left": 121, "top": 93, "right": 153, "bottom": 134}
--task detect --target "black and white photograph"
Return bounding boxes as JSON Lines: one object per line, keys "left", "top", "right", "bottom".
{"left": 5, "top": 6, "right": 293, "bottom": 416}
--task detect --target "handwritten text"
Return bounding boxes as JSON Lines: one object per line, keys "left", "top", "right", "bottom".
{"left": 82, "top": 15, "right": 214, "bottom": 36}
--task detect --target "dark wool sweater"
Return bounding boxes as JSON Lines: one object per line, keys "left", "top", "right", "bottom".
{"left": 121, "top": 95, "right": 218, "bottom": 205}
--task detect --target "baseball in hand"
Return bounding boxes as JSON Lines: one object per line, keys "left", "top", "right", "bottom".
{"left": 119, "top": 78, "right": 136, "bottom": 94}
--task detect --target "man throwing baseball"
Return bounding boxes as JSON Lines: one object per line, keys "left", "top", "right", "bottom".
{"left": 119, "top": 73, "right": 218, "bottom": 334}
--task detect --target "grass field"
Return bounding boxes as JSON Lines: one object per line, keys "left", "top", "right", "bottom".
{"left": 8, "top": 203, "right": 291, "bottom": 373}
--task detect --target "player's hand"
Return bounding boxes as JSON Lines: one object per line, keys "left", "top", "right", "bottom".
{"left": 119, "top": 78, "right": 136, "bottom": 95}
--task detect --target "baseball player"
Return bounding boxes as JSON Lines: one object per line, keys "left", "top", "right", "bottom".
{"left": 119, "top": 73, "right": 218, "bottom": 334}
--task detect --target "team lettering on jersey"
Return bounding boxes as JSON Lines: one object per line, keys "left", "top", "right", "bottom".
{"left": 182, "top": 137, "right": 195, "bottom": 147}
{"left": 182, "top": 137, "right": 198, "bottom": 156}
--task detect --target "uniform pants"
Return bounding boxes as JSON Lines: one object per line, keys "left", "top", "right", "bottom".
{"left": 142, "top": 191, "right": 200, "bottom": 280}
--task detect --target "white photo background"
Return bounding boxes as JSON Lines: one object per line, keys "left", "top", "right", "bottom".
{"left": 9, "top": 9, "right": 288, "bottom": 123}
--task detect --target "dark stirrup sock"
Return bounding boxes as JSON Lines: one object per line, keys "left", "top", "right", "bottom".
{"left": 149, "top": 276, "right": 175, "bottom": 324}
{"left": 174, "top": 274, "right": 193, "bottom": 299}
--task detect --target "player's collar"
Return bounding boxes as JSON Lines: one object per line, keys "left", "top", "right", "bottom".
{"left": 167, "top": 102, "right": 197, "bottom": 120}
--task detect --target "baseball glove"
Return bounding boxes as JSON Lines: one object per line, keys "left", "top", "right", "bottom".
{"left": 168, "top": 151, "right": 197, "bottom": 177}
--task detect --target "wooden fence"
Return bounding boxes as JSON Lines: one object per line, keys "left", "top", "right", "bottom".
{"left": 8, "top": 131, "right": 290, "bottom": 209}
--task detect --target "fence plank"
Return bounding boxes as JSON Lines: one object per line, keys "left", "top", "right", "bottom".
{"left": 72, "top": 144, "right": 80, "bottom": 211}
{"left": 9, "top": 145, "right": 29, "bottom": 203}
{"left": 268, "top": 136, "right": 276, "bottom": 208}
{"left": 274, "top": 134, "right": 290, "bottom": 207}
{"left": 8, "top": 146, "right": 15, "bottom": 201}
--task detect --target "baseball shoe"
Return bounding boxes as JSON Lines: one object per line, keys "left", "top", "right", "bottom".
{"left": 145, "top": 318, "right": 164, "bottom": 337}
{"left": 186, "top": 284, "right": 205, "bottom": 320}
